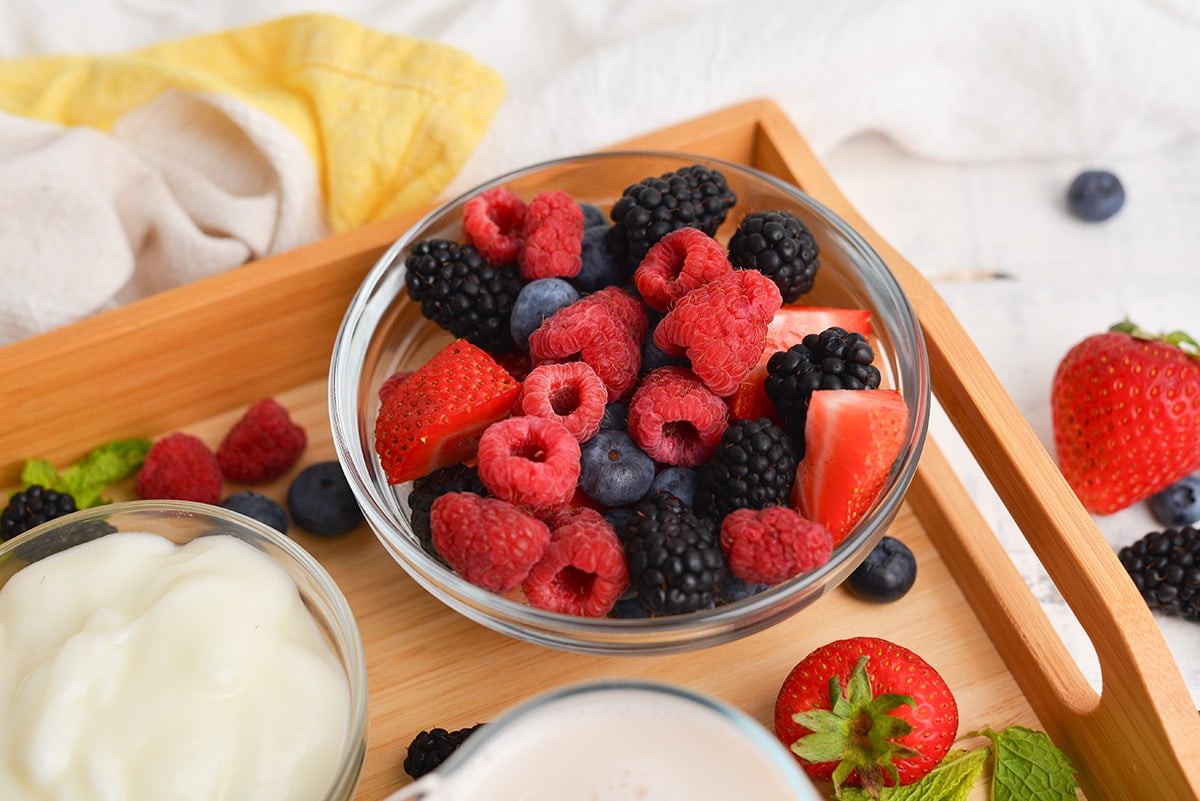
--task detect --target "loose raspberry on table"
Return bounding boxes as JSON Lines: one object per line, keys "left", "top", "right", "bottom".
{"left": 135, "top": 432, "right": 223, "bottom": 504}
{"left": 626, "top": 366, "right": 728, "bottom": 468}
{"left": 463, "top": 186, "right": 527, "bottom": 265}
{"left": 634, "top": 227, "right": 731, "bottom": 313}
{"left": 653, "top": 269, "right": 782, "bottom": 396}
{"left": 719, "top": 506, "right": 833, "bottom": 585}
{"left": 528, "top": 289, "right": 644, "bottom": 401}
{"left": 522, "top": 510, "right": 628, "bottom": 617}
{"left": 430, "top": 492, "right": 551, "bottom": 593}
{"left": 476, "top": 416, "right": 581, "bottom": 513}
{"left": 216, "top": 397, "right": 307, "bottom": 483}
{"left": 514, "top": 361, "right": 609, "bottom": 442}
{"left": 519, "top": 190, "right": 584, "bottom": 281}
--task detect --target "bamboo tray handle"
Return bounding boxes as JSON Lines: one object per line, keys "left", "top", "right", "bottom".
{"left": 744, "top": 101, "right": 1200, "bottom": 799}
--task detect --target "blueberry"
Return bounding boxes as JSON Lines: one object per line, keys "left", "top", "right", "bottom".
{"left": 287, "top": 461, "right": 363, "bottom": 538}
{"left": 578, "top": 202, "right": 608, "bottom": 228}
{"left": 579, "top": 430, "right": 656, "bottom": 507}
{"left": 719, "top": 573, "right": 769, "bottom": 604}
{"left": 509, "top": 278, "right": 580, "bottom": 351}
{"left": 599, "top": 401, "right": 628, "bottom": 432}
{"left": 640, "top": 332, "right": 688, "bottom": 372}
{"left": 1066, "top": 169, "right": 1125, "bottom": 221}
{"left": 574, "top": 225, "right": 624, "bottom": 292}
{"left": 1148, "top": 475, "right": 1200, "bottom": 527}
{"left": 648, "top": 466, "right": 698, "bottom": 507}
{"left": 221, "top": 490, "right": 288, "bottom": 534}
{"left": 846, "top": 536, "right": 917, "bottom": 603}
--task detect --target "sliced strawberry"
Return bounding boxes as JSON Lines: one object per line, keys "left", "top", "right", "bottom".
{"left": 375, "top": 339, "right": 521, "bottom": 485}
{"left": 728, "top": 306, "right": 873, "bottom": 422}
{"left": 792, "top": 388, "right": 907, "bottom": 543}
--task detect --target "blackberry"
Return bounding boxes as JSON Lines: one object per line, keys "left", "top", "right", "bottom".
{"left": 728, "top": 210, "right": 819, "bottom": 302}
{"left": 408, "top": 463, "right": 487, "bottom": 563}
{"left": 403, "top": 723, "right": 485, "bottom": 779}
{"left": 694, "top": 419, "right": 797, "bottom": 522}
{"left": 622, "top": 490, "right": 726, "bottom": 615}
{"left": 404, "top": 238, "right": 525, "bottom": 354}
{"left": 607, "top": 164, "right": 736, "bottom": 270}
{"left": 1118, "top": 526, "right": 1200, "bottom": 622}
{"left": 764, "top": 326, "right": 881, "bottom": 451}
{"left": 1, "top": 485, "right": 78, "bottom": 541}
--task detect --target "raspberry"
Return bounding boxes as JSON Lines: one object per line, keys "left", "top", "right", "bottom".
{"left": 519, "top": 190, "right": 584, "bottom": 280}
{"left": 430, "top": 492, "right": 551, "bottom": 592}
{"left": 135, "top": 432, "right": 223, "bottom": 504}
{"left": 627, "top": 367, "right": 728, "bottom": 468}
{"left": 634, "top": 227, "right": 731, "bottom": 313}
{"left": 719, "top": 506, "right": 834, "bottom": 585}
{"left": 522, "top": 509, "right": 628, "bottom": 617}
{"left": 463, "top": 186, "right": 527, "bottom": 264}
{"left": 476, "top": 416, "right": 581, "bottom": 513}
{"left": 528, "top": 292, "right": 643, "bottom": 401}
{"left": 653, "top": 269, "right": 782, "bottom": 396}
{"left": 408, "top": 463, "right": 488, "bottom": 563}
{"left": 514, "top": 362, "right": 608, "bottom": 442}
{"left": 586, "top": 286, "right": 649, "bottom": 342}
{"left": 216, "top": 398, "right": 307, "bottom": 483}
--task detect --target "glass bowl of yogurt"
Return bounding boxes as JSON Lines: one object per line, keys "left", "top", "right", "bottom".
{"left": 329, "top": 151, "right": 931, "bottom": 654}
{"left": 0, "top": 499, "right": 368, "bottom": 801}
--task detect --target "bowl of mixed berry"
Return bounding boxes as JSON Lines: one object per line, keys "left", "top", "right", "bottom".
{"left": 329, "top": 152, "right": 930, "bottom": 653}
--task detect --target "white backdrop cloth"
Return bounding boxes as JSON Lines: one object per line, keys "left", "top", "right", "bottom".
{"left": 1, "top": 0, "right": 1197, "bottom": 704}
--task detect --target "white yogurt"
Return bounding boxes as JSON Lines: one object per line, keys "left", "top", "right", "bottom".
{"left": 0, "top": 532, "right": 351, "bottom": 801}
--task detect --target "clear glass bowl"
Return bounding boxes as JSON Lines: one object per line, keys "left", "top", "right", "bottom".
{"left": 0, "top": 500, "right": 368, "bottom": 801}
{"left": 329, "top": 151, "right": 930, "bottom": 654}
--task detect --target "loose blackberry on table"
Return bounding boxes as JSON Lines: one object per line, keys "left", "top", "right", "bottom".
{"left": 728, "top": 209, "right": 820, "bottom": 302}
{"left": 1, "top": 485, "right": 78, "bottom": 540}
{"left": 764, "top": 326, "right": 882, "bottom": 449}
{"left": 1118, "top": 525, "right": 1200, "bottom": 622}
{"left": 403, "top": 724, "right": 485, "bottom": 779}
{"left": 404, "top": 238, "right": 524, "bottom": 354}
{"left": 694, "top": 418, "right": 797, "bottom": 522}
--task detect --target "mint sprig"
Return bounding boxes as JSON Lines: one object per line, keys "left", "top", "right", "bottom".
{"left": 16, "top": 438, "right": 150, "bottom": 508}
{"left": 826, "top": 725, "right": 1077, "bottom": 801}
{"left": 978, "top": 727, "right": 1079, "bottom": 801}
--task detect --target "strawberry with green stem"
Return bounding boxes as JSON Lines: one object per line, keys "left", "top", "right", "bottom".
{"left": 774, "top": 636, "right": 958, "bottom": 798}
{"left": 1051, "top": 319, "right": 1200, "bottom": 514}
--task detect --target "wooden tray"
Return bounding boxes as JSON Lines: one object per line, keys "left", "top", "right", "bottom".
{"left": 2, "top": 100, "right": 1197, "bottom": 800}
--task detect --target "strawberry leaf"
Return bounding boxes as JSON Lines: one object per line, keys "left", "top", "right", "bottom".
{"left": 836, "top": 747, "right": 987, "bottom": 801}
{"left": 979, "top": 726, "right": 1079, "bottom": 801}
{"left": 1110, "top": 318, "right": 1200, "bottom": 358}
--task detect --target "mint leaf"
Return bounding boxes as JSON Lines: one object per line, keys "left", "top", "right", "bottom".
{"left": 980, "top": 726, "right": 1079, "bottom": 801}
{"left": 837, "top": 747, "right": 987, "bottom": 801}
{"left": 20, "top": 459, "right": 65, "bottom": 493}
{"left": 59, "top": 439, "right": 151, "bottom": 508}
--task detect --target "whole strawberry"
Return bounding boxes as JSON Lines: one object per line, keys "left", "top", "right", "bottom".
{"left": 774, "top": 637, "right": 958, "bottom": 797}
{"left": 1051, "top": 320, "right": 1200, "bottom": 514}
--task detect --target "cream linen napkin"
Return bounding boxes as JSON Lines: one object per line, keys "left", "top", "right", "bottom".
{"left": 0, "top": 13, "right": 504, "bottom": 345}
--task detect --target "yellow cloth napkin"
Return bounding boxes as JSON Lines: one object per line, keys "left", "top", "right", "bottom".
{"left": 0, "top": 13, "right": 505, "bottom": 232}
